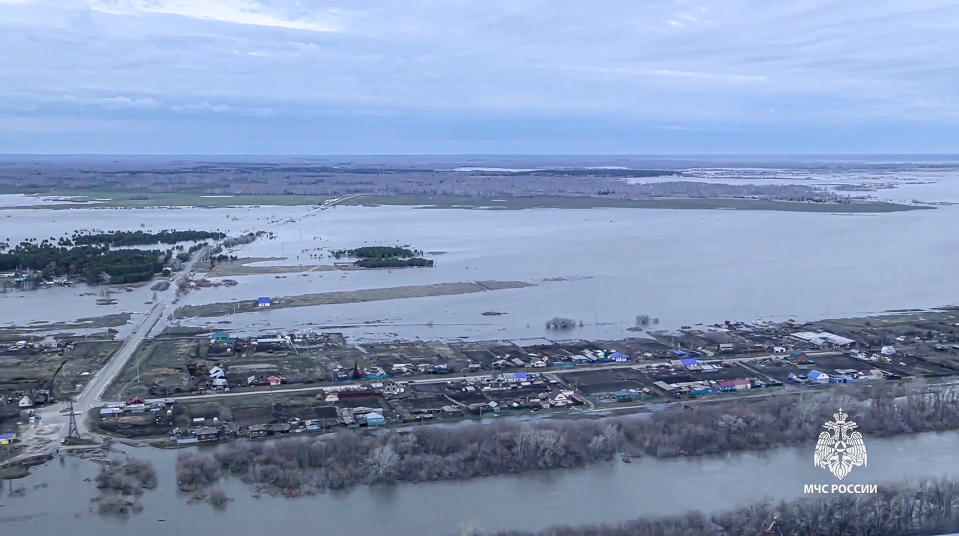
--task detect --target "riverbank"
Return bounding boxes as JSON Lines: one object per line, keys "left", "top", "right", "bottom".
{"left": 172, "top": 382, "right": 959, "bottom": 497}
{"left": 4, "top": 428, "right": 959, "bottom": 536}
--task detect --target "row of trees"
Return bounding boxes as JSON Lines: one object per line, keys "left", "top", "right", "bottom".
{"left": 354, "top": 257, "right": 433, "bottom": 268}
{"left": 0, "top": 242, "right": 167, "bottom": 284}
{"left": 70, "top": 229, "right": 225, "bottom": 247}
{"left": 331, "top": 246, "right": 422, "bottom": 259}
{"left": 488, "top": 478, "right": 959, "bottom": 536}
{"left": 174, "top": 382, "right": 959, "bottom": 496}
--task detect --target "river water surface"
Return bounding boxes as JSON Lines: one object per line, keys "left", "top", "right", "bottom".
{"left": 2, "top": 430, "right": 957, "bottom": 535}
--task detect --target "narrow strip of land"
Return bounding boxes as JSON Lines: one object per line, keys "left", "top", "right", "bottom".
{"left": 173, "top": 280, "right": 534, "bottom": 318}
{"left": 339, "top": 194, "right": 928, "bottom": 213}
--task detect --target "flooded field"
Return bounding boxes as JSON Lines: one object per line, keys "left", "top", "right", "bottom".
{"left": 3, "top": 187, "right": 959, "bottom": 342}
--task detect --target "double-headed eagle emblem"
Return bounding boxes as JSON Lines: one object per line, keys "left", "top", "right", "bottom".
{"left": 814, "top": 408, "right": 867, "bottom": 480}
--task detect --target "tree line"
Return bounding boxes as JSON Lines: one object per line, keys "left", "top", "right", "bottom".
{"left": 174, "top": 382, "right": 959, "bottom": 497}
{"left": 487, "top": 478, "right": 959, "bottom": 536}
{"left": 355, "top": 257, "right": 433, "bottom": 268}
{"left": 70, "top": 229, "right": 225, "bottom": 247}
{"left": 331, "top": 245, "right": 433, "bottom": 268}
{"left": 0, "top": 241, "right": 168, "bottom": 284}
{"left": 332, "top": 246, "right": 423, "bottom": 259}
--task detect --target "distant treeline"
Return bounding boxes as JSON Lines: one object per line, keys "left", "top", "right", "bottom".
{"left": 175, "top": 382, "right": 959, "bottom": 496}
{"left": 71, "top": 230, "right": 225, "bottom": 247}
{"left": 489, "top": 478, "right": 959, "bottom": 536}
{"left": 0, "top": 242, "right": 167, "bottom": 284}
{"left": 0, "top": 160, "right": 847, "bottom": 203}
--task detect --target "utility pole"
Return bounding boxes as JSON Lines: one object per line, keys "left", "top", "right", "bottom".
{"left": 66, "top": 400, "right": 81, "bottom": 443}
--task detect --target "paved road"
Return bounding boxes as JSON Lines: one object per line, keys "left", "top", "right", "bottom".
{"left": 301, "top": 193, "right": 367, "bottom": 217}
{"left": 74, "top": 302, "right": 166, "bottom": 433}
{"left": 6, "top": 303, "right": 166, "bottom": 462}
{"left": 3, "top": 246, "right": 211, "bottom": 464}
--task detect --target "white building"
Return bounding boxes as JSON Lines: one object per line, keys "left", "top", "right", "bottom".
{"left": 792, "top": 331, "right": 856, "bottom": 348}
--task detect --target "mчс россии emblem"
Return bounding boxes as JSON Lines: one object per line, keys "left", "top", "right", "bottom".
{"left": 814, "top": 408, "right": 867, "bottom": 480}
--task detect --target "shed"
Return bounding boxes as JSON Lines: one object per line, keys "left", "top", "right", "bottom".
{"left": 257, "top": 297, "right": 272, "bottom": 307}
{"left": 211, "top": 332, "right": 231, "bottom": 342}
{"left": 807, "top": 370, "right": 829, "bottom": 384}
{"left": 365, "top": 412, "right": 386, "bottom": 426}
{"left": 680, "top": 358, "right": 699, "bottom": 367}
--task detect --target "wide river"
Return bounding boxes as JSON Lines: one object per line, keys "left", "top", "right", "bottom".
{"left": 2, "top": 430, "right": 956, "bottom": 535}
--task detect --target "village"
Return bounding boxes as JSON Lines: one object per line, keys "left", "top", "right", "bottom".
{"left": 73, "top": 308, "right": 959, "bottom": 448}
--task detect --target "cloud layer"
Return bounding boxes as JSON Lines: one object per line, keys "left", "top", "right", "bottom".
{"left": 3, "top": 0, "right": 959, "bottom": 153}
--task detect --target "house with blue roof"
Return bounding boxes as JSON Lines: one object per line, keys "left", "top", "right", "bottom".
{"left": 257, "top": 297, "right": 272, "bottom": 307}
{"left": 807, "top": 370, "right": 830, "bottom": 385}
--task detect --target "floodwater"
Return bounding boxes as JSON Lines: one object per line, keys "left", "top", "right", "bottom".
{"left": 3, "top": 186, "right": 959, "bottom": 342}
{"left": 2, "top": 430, "right": 957, "bottom": 535}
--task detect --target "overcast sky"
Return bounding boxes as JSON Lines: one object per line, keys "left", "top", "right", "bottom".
{"left": 3, "top": 0, "right": 959, "bottom": 154}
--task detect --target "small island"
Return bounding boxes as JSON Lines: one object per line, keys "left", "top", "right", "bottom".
{"left": 331, "top": 246, "right": 434, "bottom": 268}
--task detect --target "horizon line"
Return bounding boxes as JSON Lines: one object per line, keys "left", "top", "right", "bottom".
{"left": 2, "top": 152, "right": 959, "bottom": 158}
